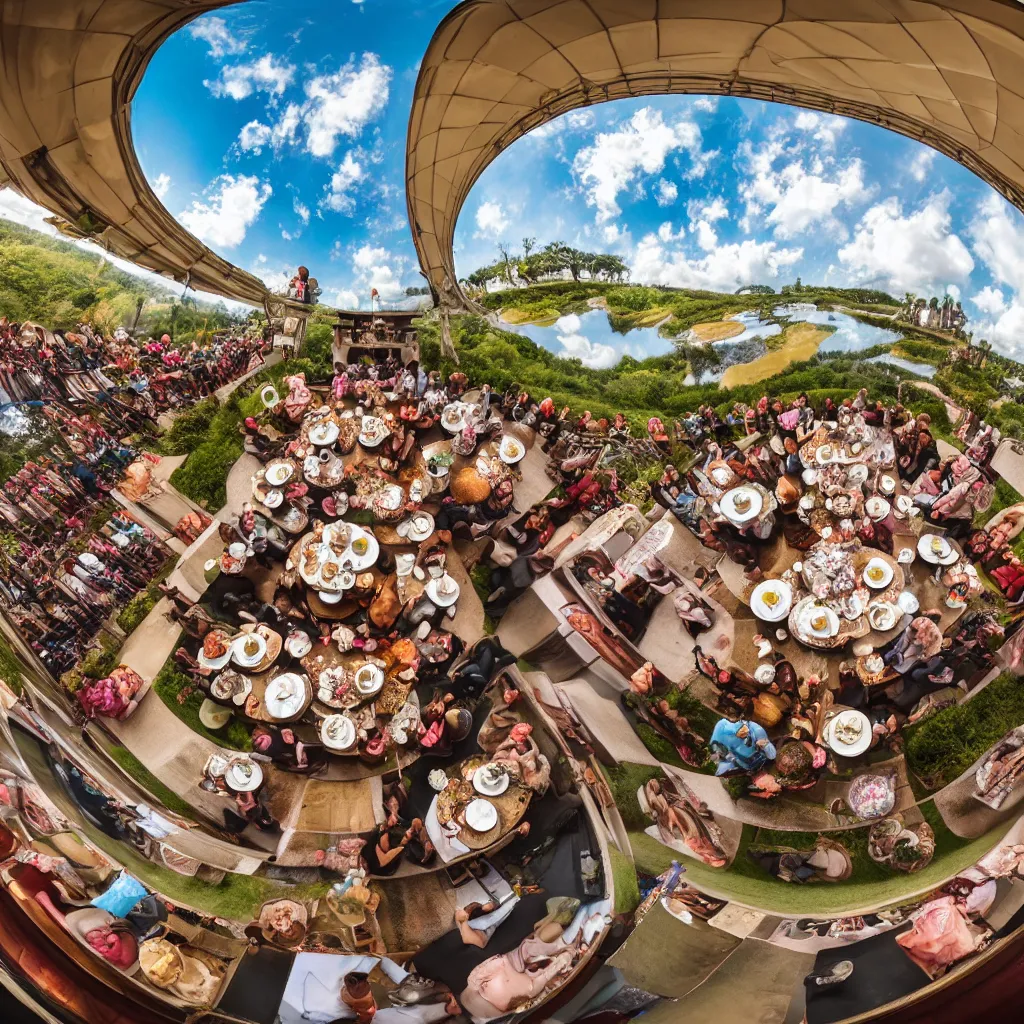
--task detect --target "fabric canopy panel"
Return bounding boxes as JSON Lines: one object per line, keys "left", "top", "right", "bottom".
{"left": 0, "top": 0, "right": 284, "bottom": 308}
{"left": 406, "top": 0, "right": 1024, "bottom": 303}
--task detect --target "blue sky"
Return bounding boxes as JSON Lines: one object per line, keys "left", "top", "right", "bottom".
{"left": 4, "top": 1, "right": 1024, "bottom": 363}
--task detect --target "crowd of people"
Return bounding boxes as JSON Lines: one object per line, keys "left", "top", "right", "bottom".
{"left": 0, "top": 314, "right": 268, "bottom": 679}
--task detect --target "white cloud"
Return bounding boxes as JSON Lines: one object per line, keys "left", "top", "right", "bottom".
{"left": 793, "top": 110, "right": 847, "bottom": 147}
{"left": 909, "top": 149, "right": 937, "bottom": 183}
{"left": 695, "top": 220, "right": 718, "bottom": 251}
{"left": 552, "top": 315, "right": 618, "bottom": 368}
{"left": 966, "top": 195, "right": 1024, "bottom": 351}
{"left": 237, "top": 101, "right": 303, "bottom": 155}
{"left": 0, "top": 188, "right": 59, "bottom": 234}
{"left": 566, "top": 111, "right": 595, "bottom": 130}
{"left": 304, "top": 54, "right": 392, "bottom": 158}
{"left": 151, "top": 173, "right": 171, "bottom": 199}
{"left": 946, "top": 283, "right": 961, "bottom": 301}
{"left": 251, "top": 254, "right": 294, "bottom": 295}
{"left": 332, "top": 242, "right": 409, "bottom": 308}
{"left": 527, "top": 109, "right": 596, "bottom": 140}
{"left": 206, "top": 54, "right": 295, "bottom": 100}
{"left": 692, "top": 96, "right": 718, "bottom": 113}
{"left": 655, "top": 179, "right": 678, "bottom": 207}
{"left": 178, "top": 174, "right": 272, "bottom": 249}
{"left": 968, "top": 193, "right": 1024, "bottom": 294}
{"left": 474, "top": 200, "right": 509, "bottom": 238}
{"left": 572, "top": 107, "right": 707, "bottom": 223}
{"left": 658, "top": 222, "right": 685, "bottom": 243}
{"left": 739, "top": 137, "right": 869, "bottom": 240}
{"left": 630, "top": 232, "right": 803, "bottom": 292}
{"left": 687, "top": 197, "right": 729, "bottom": 225}
{"left": 837, "top": 190, "right": 974, "bottom": 295}
{"left": 972, "top": 285, "right": 1006, "bottom": 316}
{"left": 293, "top": 197, "right": 310, "bottom": 224}
{"left": 238, "top": 120, "right": 272, "bottom": 153}
{"left": 322, "top": 152, "right": 364, "bottom": 213}
{"left": 188, "top": 16, "right": 246, "bottom": 58}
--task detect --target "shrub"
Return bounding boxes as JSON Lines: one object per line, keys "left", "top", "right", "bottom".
{"left": 0, "top": 635, "right": 24, "bottom": 693}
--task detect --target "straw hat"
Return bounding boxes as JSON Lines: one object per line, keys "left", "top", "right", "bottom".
{"left": 450, "top": 467, "right": 491, "bottom": 504}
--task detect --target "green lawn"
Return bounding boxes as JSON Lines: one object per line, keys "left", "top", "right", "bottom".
{"left": 628, "top": 806, "right": 1010, "bottom": 916}
{"left": 81, "top": 822, "right": 329, "bottom": 920}
{"left": 151, "top": 654, "right": 252, "bottom": 751}
{"left": 905, "top": 672, "right": 1024, "bottom": 790}
{"left": 106, "top": 745, "right": 196, "bottom": 819}
{"left": 609, "top": 844, "right": 641, "bottom": 915}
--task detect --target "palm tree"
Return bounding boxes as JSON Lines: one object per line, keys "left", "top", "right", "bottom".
{"left": 522, "top": 236, "right": 536, "bottom": 258}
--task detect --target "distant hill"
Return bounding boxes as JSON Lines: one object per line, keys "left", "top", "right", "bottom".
{"left": 0, "top": 218, "right": 239, "bottom": 339}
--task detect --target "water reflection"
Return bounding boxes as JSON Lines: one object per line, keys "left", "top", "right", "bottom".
{"left": 501, "top": 309, "right": 674, "bottom": 368}
{"left": 500, "top": 302, "right": 909, "bottom": 377}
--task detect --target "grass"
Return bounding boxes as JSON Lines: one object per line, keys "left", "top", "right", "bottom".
{"left": 601, "top": 762, "right": 664, "bottom": 831}
{"left": 81, "top": 821, "right": 329, "bottom": 919}
{"left": 470, "top": 563, "right": 497, "bottom": 635}
{"left": 0, "top": 633, "right": 24, "bottom": 693}
{"left": 115, "top": 557, "right": 176, "bottom": 636}
{"left": 151, "top": 655, "right": 252, "bottom": 751}
{"left": 106, "top": 745, "right": 196, "bottom": 819}
{"left": 904, "top": 672, "right": 1024, "bottom": 789}
{"left": 609, "top": 844, "right": 641, "bottom": 915}
{"left": 627, "top": 799, "right": 1007, "bottom": 915}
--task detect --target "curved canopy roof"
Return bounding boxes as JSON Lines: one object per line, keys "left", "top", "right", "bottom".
{"left": 407, "top": 0, "right": 1024, "bottom": 304}
{"left": 0, "top": 0, "right": 293, "bottom": 310}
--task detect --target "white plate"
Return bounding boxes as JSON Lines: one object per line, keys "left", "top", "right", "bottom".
{"left": 846, "top": 464, "right": 869, "bottom": 485}
{"left": 225, "top": 759, "right": 264, "bottom": 792}
{"left": 824, "top": 710, "right": 872, "bottom": 757}
{"left": 440, "top": 403, "right": 466, "bottom": 434}
{"left": 359, "top": 416, "right": 388, "bottom": 447}
{"left": 867, "top": 601, "right": 899, "bottom": 631}
{"left": 210, "top": 673, "right": 252, "bottom": 706}
{"left": 318, "top": 590, "right": 343, "bottom": 605}
{"left": 720, "top": 486, "right": 763, "bottom": 523}
{"left": 897, "top": 547, "right": 915, "bottom": 565}
{"left": 473, "top": 764, "right": 511, "bottom": 796}
{"left": 427, "top": 575, "right": 461, "bottom": 607}
{"left": 198, "top": 641, "right": 232, "bottom": 671}
{"left": 802, "top": 469, "right": 818, "bottom": 486}
{"left": 464, "top": 798, "right": 498, "bottom": 833}
{"left": 499, "top": 436, "right": 526, "bottom": 464}
{"left": 897, "top": 591, "right": 920, "bottom": 615}
{"left": 320, "top": 714, "right": 356, "bottom": 751}
{"left": 263, "top": 488, "right": 284, "bottom": 509}
{"left": 750, "top": 579, "right": 793, "bottom": 622}
{"left": 309, "top": 421, "right": 340, "bottom": 447}
{"left": 405, "top": 513, "right": 435, "bottom": 542}
{"left": 918, "top": 533, "right": 957, "bottom": 565}
{"left": 354, "top": 663, "right": 384, "bottom": 697}
{"left": 264, "top": 673, "right": 308, "bottom": 719}
{"left": 816, "top": 446, "right": 835, "bottom": 465}
{"left": 231, "top": 632, "right": 267, "bottom": 668}
{"left": 798, "top": 602, "right": 840, "bottom": 639}
{"left": 266, "top": 462, "right": 294, "bottom": 487}
{"left": 865, "top": 497, "right": 890, "bottom": 521}
{"left": 879, "top": 474, "right": 896, "bottom": 496}
{"left": 285, "top": 631, "right": 312, "bottom": 658}
{"left": 863, "top": 557, "right": 894, "bottom": 589}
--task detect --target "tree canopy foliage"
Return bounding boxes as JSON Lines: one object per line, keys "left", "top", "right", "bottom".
{"left": 464, "top": 239, "right": 628, "bottom": 291}
{"left": 0, "top": 218, "right": 242, "bottom": 342}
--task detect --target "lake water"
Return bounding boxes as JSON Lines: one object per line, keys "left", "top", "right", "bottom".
{"left": 500, "top": 302, "right": 910, "bottom": 377}
{"left": 866, "top": 354, "right": 937, "bottom": 378}
{"left": 501, "top": 308, "right": 674, "bottom": 369}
